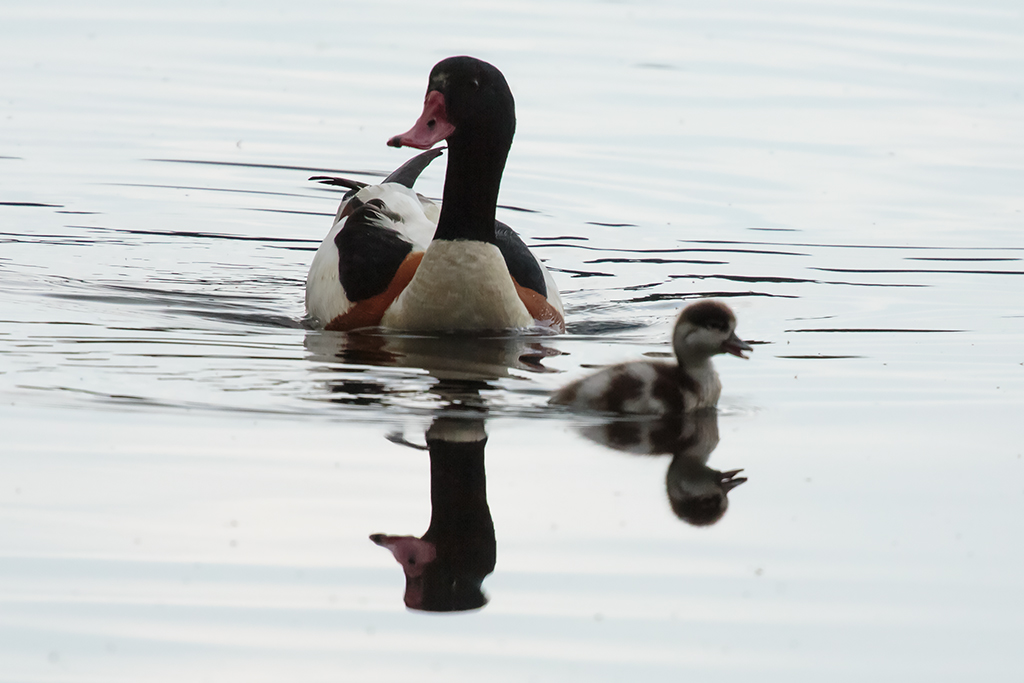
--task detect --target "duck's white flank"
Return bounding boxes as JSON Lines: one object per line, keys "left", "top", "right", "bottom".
{"left": 381, "top": 240, "right": 533, "bottom": 331}
{"left": 305, "top": 219, "right": 350, "bottom": 325}
{"left": 538, "top": 257, "right": 566, "bottom": 320}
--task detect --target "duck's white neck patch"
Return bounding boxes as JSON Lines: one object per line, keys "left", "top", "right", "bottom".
{"left": 381, "top": 240, "right": 532, "bottom": 331}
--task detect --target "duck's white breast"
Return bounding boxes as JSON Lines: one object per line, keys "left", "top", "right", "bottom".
{"left": 381, "top": 240, "right": 533, "bottom": 331}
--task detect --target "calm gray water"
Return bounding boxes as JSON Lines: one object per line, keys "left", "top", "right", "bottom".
{"left": 2, "top": 1, "right": 1023, "bottom": 681}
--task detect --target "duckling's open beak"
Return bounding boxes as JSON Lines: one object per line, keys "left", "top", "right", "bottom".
{"left": 722, "top": 332, "right": 752, "bottom": 359}
{"left": 719, "top": 468, "right": 748, "bottom": 492}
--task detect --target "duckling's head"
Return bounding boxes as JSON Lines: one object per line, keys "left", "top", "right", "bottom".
{"left": 672, "top": 300, "right": 752, "bottom": 364}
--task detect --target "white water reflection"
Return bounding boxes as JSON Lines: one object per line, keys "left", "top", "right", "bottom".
{"left": 2, "top": 0, "right": 1024, "bottom": 681}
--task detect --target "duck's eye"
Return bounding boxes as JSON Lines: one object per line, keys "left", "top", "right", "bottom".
{"left": 470, "top": 78, "right": 480, "bottom": 90}
{"left": 426, "top": 119, "right": 436, "bottom": 129}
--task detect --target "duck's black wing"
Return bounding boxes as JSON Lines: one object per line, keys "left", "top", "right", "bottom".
{"left": 494, "top": 220, "right": 546, "bottom": 297}
{"left": 335, "top": 199, "right": 415, "bottom": 302}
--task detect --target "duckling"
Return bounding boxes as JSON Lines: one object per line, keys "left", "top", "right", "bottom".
{"left": 550, "top": 300, "right": 751, "bottom": 414}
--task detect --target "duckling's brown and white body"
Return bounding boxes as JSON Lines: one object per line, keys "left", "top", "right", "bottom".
{"left": 550, "top": 300, "right": 751, "bottom": 414}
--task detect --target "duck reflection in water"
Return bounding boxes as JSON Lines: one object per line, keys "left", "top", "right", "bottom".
{"left": 305, "top": 329, "right": 559, "bottom": 408}
{"left": 372, "top": 409, "right": 495, "bottom": 612}
{"left": 579, "top": 408, "right": 746, "bottom": 526}
{"left": 305, "top": 326, "right": 558, "bottom": 611}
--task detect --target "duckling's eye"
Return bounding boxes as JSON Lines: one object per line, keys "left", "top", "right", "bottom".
{"left": 469, "top": 77, "right": 480, "bottom": 90}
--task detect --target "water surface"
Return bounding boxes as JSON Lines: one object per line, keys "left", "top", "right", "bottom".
{"left": 2, "top": 1, "right": 1023, "bottom": 681}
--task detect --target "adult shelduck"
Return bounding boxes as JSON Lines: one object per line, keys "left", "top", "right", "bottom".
{"left": 305, "top": 56, "right": 564, "bottom": 333}
{"left": 550, "top": 300, "right": 752, "bottom": 414}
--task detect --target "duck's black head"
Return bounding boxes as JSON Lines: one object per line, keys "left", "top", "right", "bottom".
{"left": 388, "top": 56, "right": 516, "bottom": 153}
{"left": 388, "top": 57, "right": 518, "bottom": 243}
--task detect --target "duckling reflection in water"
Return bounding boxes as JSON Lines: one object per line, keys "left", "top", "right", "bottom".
{"left": 551, "top": 300, "right": 750, "bottom": 524}
{"left": 551, "top": 300, "right": 751, "bottom": 414}
{"left": 579, "top": 408, "right": 746, "bottom": 526}
{"left": 370, "top": 415, "right": 495, "bottom": 612}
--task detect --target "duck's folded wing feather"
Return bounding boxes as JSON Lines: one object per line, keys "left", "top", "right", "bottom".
{"left": 494, "top": 220, "right": 546, "bottom": 297}
{"left": 336, "top": 200, "right": 416, "bottom": 302}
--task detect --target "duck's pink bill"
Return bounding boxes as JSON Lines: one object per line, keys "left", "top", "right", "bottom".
{"left": 387, "top": 90, "right": 455, "bottom": 149}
